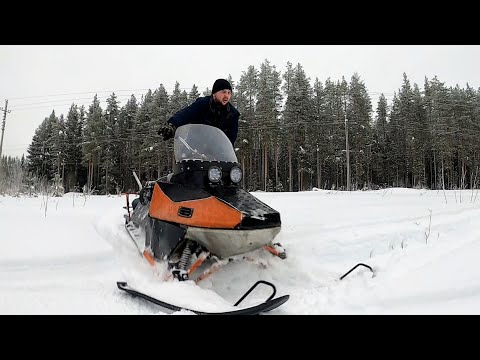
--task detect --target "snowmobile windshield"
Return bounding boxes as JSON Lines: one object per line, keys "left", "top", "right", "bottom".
{"left": 173, "top": 124, "right": 238, "bottom": 163}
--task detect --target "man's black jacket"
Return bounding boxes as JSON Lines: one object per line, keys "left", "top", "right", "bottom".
{"left": 167, "top": 95, "right": 240, "bottom": 146}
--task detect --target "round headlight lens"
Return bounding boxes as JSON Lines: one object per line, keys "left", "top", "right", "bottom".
{"left": 208, "top": 166, "right": 222, "bottom": 182}
{"left": 230, "top": 166, "right": 242, "bottom": 183}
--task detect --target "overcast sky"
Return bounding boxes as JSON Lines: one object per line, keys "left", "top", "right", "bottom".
{"left": 1, "top": 45, "right": 480, "bottom": 158}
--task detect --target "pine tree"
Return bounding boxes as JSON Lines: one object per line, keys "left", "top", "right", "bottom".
{"left": 101, "top": 93, "right": 120, "bottom": 194}
{"left": 151, "top": 84, "right": 171, "bottom": 179}
{"left": 372, "top": 94, "right": 389, "bottom": 186}
{"left": 347, "top": 73, "right": 373, "bottom": 189}
{"left": 83, "top": 95, "right": 103, "bottom": 192}
{"left": 236, "top": 66, "right": 258, "bottom": 191}
{"left": 188, "top": 84, "right": 200, "bottom": 102}
{"left": 64, "top": 104, "right": 84, "bottom": 192}
{"left": 117, "top": 95, "right": 138, "bottom": 191}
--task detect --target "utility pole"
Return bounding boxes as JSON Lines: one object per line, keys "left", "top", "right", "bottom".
{"left": 344, "top": 95, "right": 351, "bottom": 191}
{"left": 0, "top": 99, "right": 11, "bottom": 161}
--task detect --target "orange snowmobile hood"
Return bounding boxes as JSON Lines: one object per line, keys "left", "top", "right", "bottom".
{"left": 149, "top": 182, "right": 243, "bottom": 229}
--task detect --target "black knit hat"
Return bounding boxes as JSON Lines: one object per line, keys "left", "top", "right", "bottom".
{"left": 211, "top": 79, "right": 232, "bottom": 94}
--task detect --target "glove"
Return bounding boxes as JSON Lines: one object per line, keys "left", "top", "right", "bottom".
{"left": 158, "top": 123, "right": 176, "bottom": 141}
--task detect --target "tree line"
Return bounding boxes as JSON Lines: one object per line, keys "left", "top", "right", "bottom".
{"left": 2, "top": 59, "right": 480, "bottom": 195}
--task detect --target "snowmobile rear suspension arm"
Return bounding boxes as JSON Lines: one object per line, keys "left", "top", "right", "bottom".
{"left": 234, "top": 280, "right": 277, "bottom": 307}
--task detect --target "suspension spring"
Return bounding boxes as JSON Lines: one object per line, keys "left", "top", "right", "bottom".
{"left": 178, "top": 240, "right": 193, "bottom": 271}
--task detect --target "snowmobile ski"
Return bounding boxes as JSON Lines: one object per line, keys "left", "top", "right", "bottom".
{"left": 117, "top": 281, "right": 289, "bottom": 315}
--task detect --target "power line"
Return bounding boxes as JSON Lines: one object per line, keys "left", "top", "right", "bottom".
{"left": 9, "top": 94, "right": 147, "bottom": 111}
{"left": 7, "top": 86, "right": 212, "bottom": 111}
{"left": 8, "top": 85, "right": 210, "bottom": 101}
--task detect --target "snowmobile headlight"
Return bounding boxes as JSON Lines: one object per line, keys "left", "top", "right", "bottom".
{"left": 230, "top": 166, "right": 242, "bottom": 183}
{"left": 208, "top": 166, "right": 222, "bottom": 182}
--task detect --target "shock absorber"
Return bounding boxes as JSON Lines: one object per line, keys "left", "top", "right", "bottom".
{"left": 172, "top": 240, "right": 193, "bottom": 281}
{"left": 178, "top": 240, "right": 193, "bottom": 271}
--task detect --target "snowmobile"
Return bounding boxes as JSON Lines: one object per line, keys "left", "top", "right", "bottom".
{"left": 119, "top": 123, "right": 289, "bottom": 314}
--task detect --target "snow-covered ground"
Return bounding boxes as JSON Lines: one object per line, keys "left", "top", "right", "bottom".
{"left": 1, "top": 188, "right": 480, "bottom": 314}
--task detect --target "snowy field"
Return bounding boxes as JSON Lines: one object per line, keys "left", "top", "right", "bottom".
{"left": 1, "top": 188, "right": 480, "bottom": 315}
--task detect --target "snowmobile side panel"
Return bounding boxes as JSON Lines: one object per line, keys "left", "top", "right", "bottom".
{"left": 149, "top": 182, "right": 242, "bottom": 229}
{"left": 146, "top": 217, "right": 186, "bottom": 259}
{"left": 129, "top": 196, "right": 150, "bottom": 228}
{"left": 116, "top": 281, "right": 289, "bottom": 315}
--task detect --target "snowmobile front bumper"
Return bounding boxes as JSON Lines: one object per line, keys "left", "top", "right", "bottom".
{"left": 185, "top": 226, "right": 281, "bottom": 259}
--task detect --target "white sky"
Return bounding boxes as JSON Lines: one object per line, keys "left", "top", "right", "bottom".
{"left": 1, "top": 188, "right": 480, "bottom": 314}
{"left": 1, "top": 45, "right": 480, "bottom": 158}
